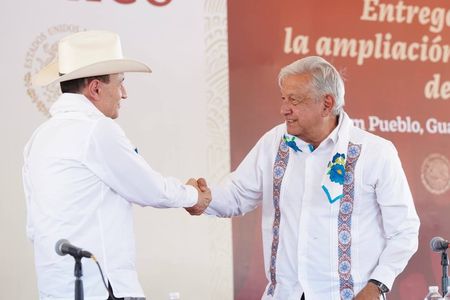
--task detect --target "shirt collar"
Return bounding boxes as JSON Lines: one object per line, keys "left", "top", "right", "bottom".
{"left": 283, "top": 112, "right": 345, "bottom": 152}
{"left": 323, "top": 112, "right": 343, "bottom": 146}
{"left": 283, "top": 132, "right": 314, "bottom": 153}
{"left": 49, "top": 93, "right": 105, "bottom": 118}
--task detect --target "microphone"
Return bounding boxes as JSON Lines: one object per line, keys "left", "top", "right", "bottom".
{"left": 430, "top": 237, "right": 450, "bottom": 252}
{"left": 55, "top": 239, "right": 92, "bottom": 259}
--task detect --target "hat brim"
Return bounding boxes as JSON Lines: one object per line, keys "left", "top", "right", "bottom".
{"left": 32, "top": 59, "right": 151, "bottom": 86}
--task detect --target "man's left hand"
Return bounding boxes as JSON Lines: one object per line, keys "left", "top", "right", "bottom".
{"left": 354, "top": 282, "right": 381, "bottom": 300}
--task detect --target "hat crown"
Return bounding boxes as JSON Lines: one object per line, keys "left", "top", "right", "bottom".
{"left": 58, "top": 30, "right": 124, "bottom": 74}
{"left": 32, "top": 30, "right": 150, "bottom": 86}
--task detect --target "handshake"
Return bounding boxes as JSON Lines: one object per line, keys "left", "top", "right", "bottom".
{"left": 185, "top": 178, "right": 211, "bottom": 215}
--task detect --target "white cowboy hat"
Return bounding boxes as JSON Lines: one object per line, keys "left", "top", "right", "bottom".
{"left": 33, "top": 30, "right": 151, "bottom": 86}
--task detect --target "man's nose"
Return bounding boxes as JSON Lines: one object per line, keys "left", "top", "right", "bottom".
{"left": 121, "top": 85, "right": 128, "bottom": 99}
{"left": 280, "top": 102, "right": 291, "bottom": 115}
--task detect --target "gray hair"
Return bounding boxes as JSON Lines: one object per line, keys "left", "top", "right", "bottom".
{"left": 278, "top": 56, "right": 345, "bottom": 115}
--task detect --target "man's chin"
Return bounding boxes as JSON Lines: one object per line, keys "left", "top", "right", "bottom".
{"left": 286, "top": 125, "right": 300, "bottom": 137}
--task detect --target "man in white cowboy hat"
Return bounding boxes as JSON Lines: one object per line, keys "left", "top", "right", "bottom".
{"left": 23, "top": 30, "right": 210, "bottom": 300}
{"left": 190, "top": 56, "right": 420, "bottom": 300}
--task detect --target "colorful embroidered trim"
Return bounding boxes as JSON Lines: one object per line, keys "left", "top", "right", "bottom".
{"left": 283, "top": 135, "right": 302, "bottom": 152}
{"left": 338, "top": 142, "right": 362, "bottom": 300}
{"left": 322, "top": 152, "right": 346, "bottom": 203}
{"left": 267, "top": 138, "right": 290, "bottom": 296}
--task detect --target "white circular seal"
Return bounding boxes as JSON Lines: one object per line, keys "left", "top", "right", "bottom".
{"left": 23, "top": 24, "right": 84, "bottom": 117}
{"left": 421, "top": 153, "right": 450, "bottom": 195}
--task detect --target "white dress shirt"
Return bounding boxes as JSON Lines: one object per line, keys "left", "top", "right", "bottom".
{"left": 207, "top": 114, "right": 420, "bottom": 300}
{"left": 23, "top": 93, "right": 197, "bottom": 300}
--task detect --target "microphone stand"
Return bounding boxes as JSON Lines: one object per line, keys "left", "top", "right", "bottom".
{"left": 442, "top": 249, "right": 448, "bottom": 296}
{"left": 74, "top": 256, "right": 84, "bottom": 300}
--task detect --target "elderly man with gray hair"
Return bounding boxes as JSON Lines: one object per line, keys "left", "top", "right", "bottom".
{"left": 192, "top": 56, "right": 420, "bottom": 300}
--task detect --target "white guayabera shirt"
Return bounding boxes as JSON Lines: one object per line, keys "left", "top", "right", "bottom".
{"left": 207, "top": 113, "right": 420, "bottom": 300}
{"left": 23, "top": 93, "right": 197, "bottom": 300}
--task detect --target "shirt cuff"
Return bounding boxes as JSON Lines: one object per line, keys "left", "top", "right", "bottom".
{"left": 370, "top": 265, "right": 396, "bottom": 291}
{"left": 183, "top": 184, "right": 198, "bottom": 207}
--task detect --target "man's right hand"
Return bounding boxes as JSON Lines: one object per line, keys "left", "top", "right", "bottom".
{"left": 185, "top": 177, "right": 211, "bottom": 215}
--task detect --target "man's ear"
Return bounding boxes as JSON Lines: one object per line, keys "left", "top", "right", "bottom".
{"left": 322, "top": 94, "right": 335, "bottom": 116}
{"left": 83, "top": 79, "right": 101, "bottom": 102}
